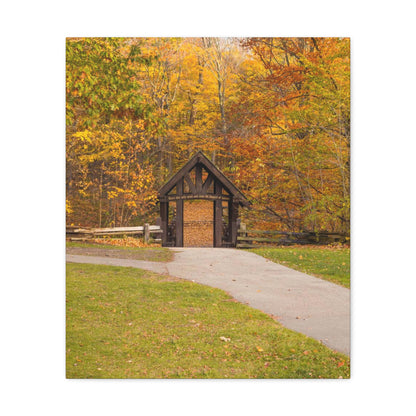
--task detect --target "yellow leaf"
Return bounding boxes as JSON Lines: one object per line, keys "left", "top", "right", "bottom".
{"left": 256, "top": 346, "right": 264, "bottom": 352}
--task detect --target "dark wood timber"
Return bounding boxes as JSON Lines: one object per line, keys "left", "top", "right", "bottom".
{"left": 158, "top": 151, "right": 251, "bottom": 247}
{"left": 195, "top": 164, "right": 203, "bottom": 193}
{"left": 229, "top": 201, "right": 239, "bottom": 247}
{"left": 160, "top": 201, "right": 168, "bottom": 246}
{"left": 184, "top": 172, "right": 196, "bottom": 194}
{"left": 160, "top": 194, "right": 231, "bottom": 202}
{"left": 158, "top": 151, "right": 250, "bottom": 207}
{"left": 202, "top": 174, "right": 214, "bottom": 194}
{"left": 214, "top": 181, "right": 223, "bottom": 247}
{"left": 176, "top": 178, "right": 184, "bottom": 247}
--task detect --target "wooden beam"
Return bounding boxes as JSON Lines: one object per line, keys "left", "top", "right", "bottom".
{"left": 237, "top": 236, "right": 284, "bottom": 243}
{"left": 194, "top": 151, "right": 251, "bottom": 206}
{"left": 91, "top": 226, "right": 143, "bottom": 233}
{"left": 158, "top": 151, "right": 251, "bottom": 207}
{"left": 144, "top": 223, "right": 150, "bottom": 244}
{"left": 158, "top": 153, "right": 200, "bottom": 196}
{"left": 195, "top": 164, "right": 203, "bottom": 193}
{"left": 214, "top": 182, "right": 222, "bottom": 247}
{"left": 176, "top": 179, "right": 184, "bottom": 247}
{"left": 229, "top": 201, "right": 239, "bottom": 247}
{"left": 202, "top": 174, "right": 214, "bottom": 194}
{"left": 160, "top": 201, "right": 168, "bottom": 246}
{"left": 160, "top": 194, "right": 231, "bottom": 202}
{"left": 184, "top": 172, "right": 196, "bottom": 194}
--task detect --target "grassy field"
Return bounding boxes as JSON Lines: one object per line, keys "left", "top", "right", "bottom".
{"left": 250, "top": 246, "right": 350, "bottom": 288}
{"left": 66, "top": 263, "right": 350, "bottom": 379}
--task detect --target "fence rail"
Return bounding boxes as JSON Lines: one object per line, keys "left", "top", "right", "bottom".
{"left": 236, "top": 223, "right": 348, "bottom": 248}
{"left": 67, "top": 223, "right": 348, "bottom": 247}
{"left": 66, "top": 224, "right": 162, "bottom": 244}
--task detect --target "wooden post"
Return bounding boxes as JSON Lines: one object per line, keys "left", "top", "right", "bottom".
{"left": 228, "top": 200, "right": 233, "bottom": 244}
{"left": 144, "top": 223, "right": 150, "bottom": 244}
{"left": 214, "top": 181, "right": 222, "bottom": 247}
{"left": 176, "top": 179, "right": 184, "bottom": 247}
{"left": 195, "top": 164, "right": 203, "bottom": 193}
{"left": 229, "top": 201, "right": 239, "bottom": 247}
{"left": 160, "top": 201, "right": 168, "bottom": 246}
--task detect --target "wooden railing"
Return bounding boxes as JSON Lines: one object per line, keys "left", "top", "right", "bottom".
{"left": 236, "top": 223, "right": 348, "bottom": 248}
{"left": 67, "top": 223, "right": 348, "bottom": 247}
{"left": 66, "top": 224, "right": 162, "bottom": 244}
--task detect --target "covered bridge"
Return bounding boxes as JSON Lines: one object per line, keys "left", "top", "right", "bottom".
{"left": 158, "top": 151, "right": 251, "bottom": 247}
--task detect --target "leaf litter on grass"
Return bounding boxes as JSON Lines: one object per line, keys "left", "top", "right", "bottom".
{"left": 66, "top": 262, "right": 350, "bottom": 379}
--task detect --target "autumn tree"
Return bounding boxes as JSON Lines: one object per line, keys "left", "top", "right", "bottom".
{"left": 66, "top": 37, "right": 159, "bottom": 227}
{"left": 66, "top": 37, "right": 350, "bottom": 234}
{"left": 231, "top": 37, "right": 350, "bottom": 233}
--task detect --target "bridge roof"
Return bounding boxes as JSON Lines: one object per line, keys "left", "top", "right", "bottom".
{"left": 158, "top": 151, "right": 251, "bottom": 207}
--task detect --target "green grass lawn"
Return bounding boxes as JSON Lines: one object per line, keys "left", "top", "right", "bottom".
{"left": 250, "top": 246, "right": 350, "bottom": 288}
{"left": 66, "top": 241, "right": 173, "bottom": 262}
{"left": 66, "top": 263, "right": 350, "bottom": 379}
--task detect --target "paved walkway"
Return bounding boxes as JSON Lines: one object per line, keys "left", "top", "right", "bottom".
{"left": 67, "top": 248, "right": 350, "bottom": 355}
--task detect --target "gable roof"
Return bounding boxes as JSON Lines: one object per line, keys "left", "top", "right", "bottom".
{"left": 158, "top": 151, "right": 251, "bottom": 207}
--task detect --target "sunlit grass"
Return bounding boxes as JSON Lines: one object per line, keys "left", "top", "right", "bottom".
{"left": 250, "top": 246, "right": 350, "bottom": 288}
{"left": 66, "top": 263, "right": 350, "bottom": 379}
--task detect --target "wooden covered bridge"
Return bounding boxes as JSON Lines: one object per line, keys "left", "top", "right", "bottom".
{"left": 158, "top": 151, "right": 251, "bottom": 247}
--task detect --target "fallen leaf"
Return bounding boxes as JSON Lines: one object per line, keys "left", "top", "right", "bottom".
{"left": 220, "top": 336, "right": 230, "bottom": 342}
{"left": 256, "top": 346, "right": 264, "bottom": 352}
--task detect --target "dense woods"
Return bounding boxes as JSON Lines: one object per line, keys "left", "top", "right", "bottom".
{"left": 66, "top": 37, "right": 350, "bottom": 234}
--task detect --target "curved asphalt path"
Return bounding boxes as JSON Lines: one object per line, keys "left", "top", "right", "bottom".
{"left": 67, "top": 248, "right": 350, "bottom": 356}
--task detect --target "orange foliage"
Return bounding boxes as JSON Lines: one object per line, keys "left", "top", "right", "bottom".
{"left": 66, "top": 37, "right": 350, "bottom": 234}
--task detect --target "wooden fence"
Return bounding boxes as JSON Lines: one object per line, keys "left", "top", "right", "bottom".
{"left": 66, "top": 224, "right": 162, "bottom": 244}
{"left": 236, "top": 223, "right": 348, "bottom": 248}
{"left": 67, "top": 223, "right": 348, "bottom": 247}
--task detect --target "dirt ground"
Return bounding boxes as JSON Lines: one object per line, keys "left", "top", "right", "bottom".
{"left": 66, "top": 245, "right": 172, "bottom": 262}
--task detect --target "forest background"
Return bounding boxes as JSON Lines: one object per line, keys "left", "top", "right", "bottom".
{"left": 66, "top": 37, "right": 350, "bottom": 234}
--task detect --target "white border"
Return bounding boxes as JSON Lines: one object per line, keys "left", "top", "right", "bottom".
{"left": 1, "top": 1, "right": 415, "bottom": 415}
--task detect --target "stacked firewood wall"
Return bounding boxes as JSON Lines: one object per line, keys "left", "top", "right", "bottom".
{"left": 183, "top": 200, "right": 214, "bottom": 247}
